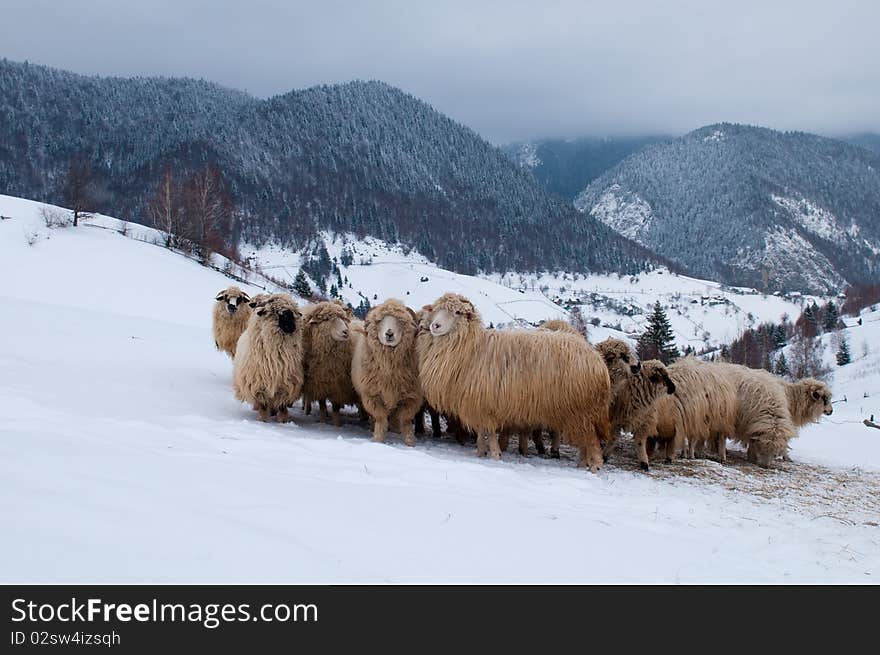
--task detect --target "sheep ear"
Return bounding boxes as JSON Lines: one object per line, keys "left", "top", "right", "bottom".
{"left": 256, "top": 308, "right": 267, "bottom": 316}
{"left": 405, "top": 307, "right": 418, "bottom": 323}
{"left": 215, "top": 292, "right": 226, "bottom": 301}
{"left": 240, "top": 292, "right": 251, "bottom": 302}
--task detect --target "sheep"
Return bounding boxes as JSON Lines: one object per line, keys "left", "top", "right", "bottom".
{"left": 595, "top": 337, "right": 641, "bottom": 400}
{"left": 540, "top": 319, "right": 580, "bottom": 335}
{"left": 351, "top": 299, "right": 423, "bottom": 446}
{"left": 213, "top": 286, "right": 251, "bottom": 358}
{"left": 713, "top": 363, "right": 797, "bottom": 467}
{"left": 418, "top": 293, "right": 611, "bottom": 472}
{"left": 232, "top": 294, "right": 304, "bottom": 422}
{"left": 601, "top": 359, "right": 677, "bottom": 469}
{"left": 300, "top": 300, "right": 358, "bottom": 427}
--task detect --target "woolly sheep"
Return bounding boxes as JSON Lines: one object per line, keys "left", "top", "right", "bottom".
{"left": 418, "top": 293, "right": 611, "bottom": 472}
{"left": 784, "top": 378, "right": 833, "bottom": 428}
{"left": 232, "top": 294, "right": 304, "bottom": 422}
{"left": 213, "top": 286, "right": 251, "bottom": 358}
{"left": 351, "top": 299, "right": 423, "bottom": 446}
{"left": 713, "top": 362, "right": 797, "bottom": 467}
{"left": 300, "top": 300, "right": 358, "bottom": 427}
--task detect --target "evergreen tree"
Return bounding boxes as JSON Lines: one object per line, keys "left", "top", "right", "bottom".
{"left": 637, "top": 301, "right": 680, "bottom": 364}
{"left": 836, "top": 334, "right": 851, "bottom": 366}
{"left": 293, "top": 270, "right": 312, "bottom": 297}
{"left": 823, "top": 301, "right": 840, "bottom": 331}
{"left": 329, "top": 284, "right": 338, "bottom": 298}
{"left": 772, "top": 323, "right": 788, "bottom": 349}
{"left": 775, "top": 351, "right": 789, "bottom": 377}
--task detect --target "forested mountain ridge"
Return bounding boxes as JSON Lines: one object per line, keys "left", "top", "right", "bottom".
{"left": 503, "top": 135, "right": 666, "bottom": 201}
{"left": 0, "top": 58, "right": 659, "bottom": 276}
{"left": 574, "top": 123, "right": 880, "bottom": 293}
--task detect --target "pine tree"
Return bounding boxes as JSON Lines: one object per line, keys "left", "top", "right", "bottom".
{"left": 836, "top": 333, "right": 851, "bottom": 366}
{"left": 823, "top": 301, "right": 840, "bottom": 331}
{"left": 637, "top": 301, "right": 680, "bottom": 364}
{"left": 329, "top": 284, "right": 338, "bottom": 298}
{"left": 293, "top": 270, "right": 312, "bottom": 297}
{"left": 775, "top": 351, "right": 789, "bottom": 377}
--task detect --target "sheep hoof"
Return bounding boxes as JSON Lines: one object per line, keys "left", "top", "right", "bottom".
{"left": 665, "top": 457, "right": 672, "bottom": 464}
{"left": 371, "top": 435, "right": 386, "bottom": 444}
{"left": 403, "top": 435, "right": 416, "bottom": 447}
{"left": 550, "top": 449, "right": 560, "bottom": 459}
{"left": 639, "top": 462, "right": 650, "bottom": 472}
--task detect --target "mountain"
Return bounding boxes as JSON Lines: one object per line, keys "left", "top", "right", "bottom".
{"left": 502, "top": 136, "right": 665, "bottom": 201}
{"left": 574, "top": 124, "right": 880, "bottom": 293}
{"left": 0, "top": 58, "right": 658, "bottom": 277}
{"left": 841, "top": 133, "right": 880, "bottom": 155}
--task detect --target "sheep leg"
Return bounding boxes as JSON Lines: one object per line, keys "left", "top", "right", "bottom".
{"left": 476, "top": 431, "right": 488, "bottom": 457}
{"left": 429, "top": 406, "right": 442, "bottom": 439}
{"left": 396, "top": 398, "right": 422, "bottom": 447}
{"left": 487, "top": 431, "right": 502, "bottom": 460}
{"left": 414, "top": 405, "right": 426, "bottom": 435}
{"left": 601, "top": 435, "right": 617, "bottom": 463}
{"left": 664, "top": 437, "right": 676, "bottom": 464}
{"left": 303, "top": 396, "right": 312, "bottom": 416}
{"left": 635, "top": 435, "right": 650, "bottom": 472}
{"left": 318, "top": 399, "right": 329, "bottom": 423}
{"left": 498, "top": 430, "right": 510, "bottom": 452}
{"left": 715, "top": 435, "right": 727, "bottom": 464}
{"left": 531, "top": 429, "right": 545, "bottom": 455}
{"left": 331, "top": 402, "right": 343, "bottom": 427}
{"left": 371, "top": 412, "right": 389, "bottom": 444}
{"left": 276, "top": 406, "right": 293, "bottom": 423}
{"left": 518, "top": 432, "right": 529, "bottom": 456}
{"left": 549, "top": 431, "right": 561, "bottom": 458}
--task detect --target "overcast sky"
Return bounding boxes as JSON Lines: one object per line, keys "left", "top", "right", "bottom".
{"left": 2, "top": 0, "right": 878, "bottom": 143}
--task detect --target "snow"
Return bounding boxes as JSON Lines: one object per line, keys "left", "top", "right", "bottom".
{"left": 772, "top": 194, "right": 846, "bottom": 246}
{"left": 576, "top": 183, "right": 654, "bottom": 243}
{"left": 2, "top": 194, "right": 879, "bottom": 583}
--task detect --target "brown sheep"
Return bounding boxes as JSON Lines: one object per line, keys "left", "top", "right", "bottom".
{"left": 232, "top": 294, "right": 304, "bottom": 422}
{"left": 540, "top": 318, "right": 581, "bottom": 335}
{"left": 418, "top": 293, "right": 611, "bottom": 472}
{"left": 602, "top": 360, "right": 677, "bottom": 469}
{"left": 213, "top": 286, "right": 251, "bottom": 358}
{"left": 351, "top": 299, "right": 423, "bottom": 446}
{"left": 595, "top": 337, "right": 641, "bottom": 400}
{"left": 301, "top": 300, "right": 358, "bottom": 427}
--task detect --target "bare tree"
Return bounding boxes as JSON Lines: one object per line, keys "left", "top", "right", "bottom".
{"left": 147, "top": 168, "right": 184, "bottom": 247}
{"left": 788, "top": 326, "right": 830, "bottom": 381}
{"left": 62, "top": 157, "right": 97, "bottom": 227}
{"left": 182, "top": 166, "right": 235, "bottom": 262}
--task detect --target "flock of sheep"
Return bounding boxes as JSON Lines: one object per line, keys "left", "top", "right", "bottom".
{"left": 213, "top": 286, "right": 834, "bottom": 473}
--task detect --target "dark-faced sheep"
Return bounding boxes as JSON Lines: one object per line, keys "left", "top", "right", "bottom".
{"left": 301, "top": 300, "right": 358, "bottom": 427}
{"left": 213, "top": 286, "right": 251, "bottom": 358}
{"left": 351, "top": 299, "right": 423, "bottom": 446}
{"left": 232, "top": 294, "right": 304, "bottom": 422}
{"left": 418, "top": 293, "right": 611, "bottom": 472}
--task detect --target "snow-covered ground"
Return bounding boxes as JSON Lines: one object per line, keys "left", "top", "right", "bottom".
{"left": 1, "top": 194, "right": 878, "bottom": 583}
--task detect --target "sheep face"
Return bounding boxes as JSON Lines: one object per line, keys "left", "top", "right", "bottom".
{"left": 427, "top": 293, "right": 478, "bottom": 337}
{"left": 255, "top": 295, "right": 302, "bottom": 335}
{"left": 248, "top": 293, "right": 271, "bottom": 309}
{"left": 596, "top": 338, "right": 640, "bottom": 383}
{"left": 364, "top": 299, "right": 418, "bottom": 349}
{"left": 801, "top": 378, "right": 833, "bottom": 417}
{"left": 215, "top": 286, "right": 251, "bottom": 315}
{"left": 307, "top": 301, "right": 353, "bottom": 342}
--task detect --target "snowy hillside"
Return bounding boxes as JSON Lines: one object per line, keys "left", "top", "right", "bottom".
{"left": 1, "top": 194, "right": 878, "bottom": 583}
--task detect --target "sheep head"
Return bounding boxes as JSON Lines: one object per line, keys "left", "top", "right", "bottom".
{"left": 307, "top": 300, "right": 353, "bottom": 342}
{"left": 365, "top": 299, "right": 418, "bottom": 348}
{"left": 795, "top": 378, "right": 833, "bottom": 419}
{"left": 639, "top": 360, "right": 676, "bottom": 395}
{"left": 254, "top": 294, "right": 302, "bottom": 335}
{"left": 426, "top": 293, "right": 480, "bottom": 336}
{"left": 596, "top": 338, "right": 640, "bottom": 381}
{"left": 248, "top": 293, "right": 271, "bottom": 309}
{"left": 215, "top": 286, "right": 251, "bottom": 315}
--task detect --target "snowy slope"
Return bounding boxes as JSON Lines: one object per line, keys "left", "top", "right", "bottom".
{"left": 1, "top": 194, "right": 878, "bottom": 583}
